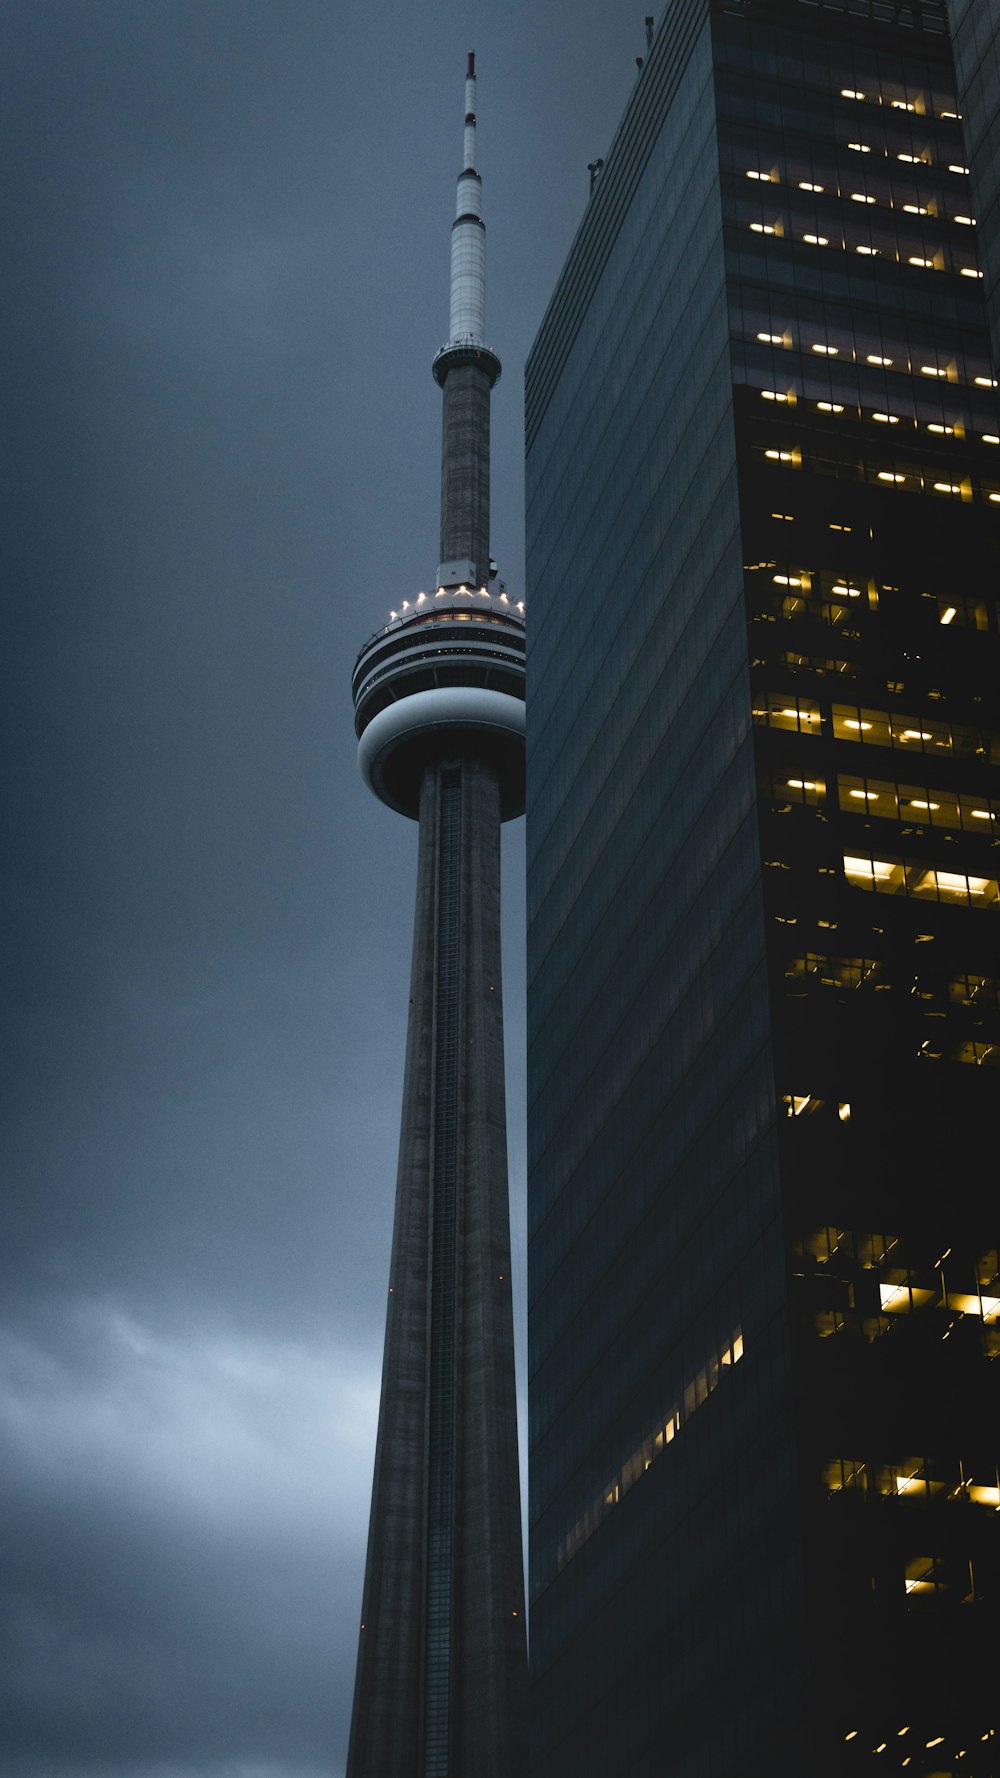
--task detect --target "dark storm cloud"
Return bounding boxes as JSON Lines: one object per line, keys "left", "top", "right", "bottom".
{"left": 1, "top": 0, "right": 641, "bottom": 1771}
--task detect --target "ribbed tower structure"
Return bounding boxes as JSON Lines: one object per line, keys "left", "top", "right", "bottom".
{"left": 346, "top": 55, "right": 528, "bottom": 1778}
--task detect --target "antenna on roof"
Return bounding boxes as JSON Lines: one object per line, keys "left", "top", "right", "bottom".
{"left": 645, "top": 16, "right": 654, "bottom": 48}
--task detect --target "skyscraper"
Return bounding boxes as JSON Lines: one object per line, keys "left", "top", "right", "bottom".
{"left": 347, "top": 55, "right": 527, "bottom": 1778}
{"left": 526, "top": 2, "right": 999, "bottom": 1772}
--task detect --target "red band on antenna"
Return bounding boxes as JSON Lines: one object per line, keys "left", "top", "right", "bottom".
{"left": 467, "top": 52, "right": 475, "bottom": 77}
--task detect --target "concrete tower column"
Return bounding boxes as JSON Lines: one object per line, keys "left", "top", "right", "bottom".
{"left": 346, "top": 757, "right": 525, "bottom": 1776}
{"left": 439, "top": 363, "right": 493, "bottom": 588}
{"left": 347, "top": 52, "right": 527, "bottom": 1778}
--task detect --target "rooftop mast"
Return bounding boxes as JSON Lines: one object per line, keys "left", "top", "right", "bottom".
{"left": 433, "top": 52, "right": 501, "bottom": 593}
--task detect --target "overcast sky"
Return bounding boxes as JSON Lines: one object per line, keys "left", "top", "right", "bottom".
{"left": 0, "top": 3, "right": 650, "bottom": 1775}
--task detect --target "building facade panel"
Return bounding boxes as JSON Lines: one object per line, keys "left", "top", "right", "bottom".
{"left": 527, "top": 2, "right": 999, "bottom": 1771}
{"left": 948, "top": 0, "right": 1000, "bottom": 369}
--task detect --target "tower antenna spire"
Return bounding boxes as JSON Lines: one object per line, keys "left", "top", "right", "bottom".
{"left": 432, "top": 51, "right": 501, "bottom": 591}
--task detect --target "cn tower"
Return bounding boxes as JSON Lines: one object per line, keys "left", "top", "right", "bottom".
{"left": 347, "top": 54, "right": 528, "bottom": 1778}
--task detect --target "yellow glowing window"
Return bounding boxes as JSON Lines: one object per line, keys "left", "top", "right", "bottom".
{"left": 983, "top": 434, "right": 1000, "bottom": 445}
{"left": 757, "top": 330, "right": 784, "bottom": 344}
{"left": 867, "top": 353, "right": 892, "bottom": 365}
{"left": 960, "top": 267, "right": 984, "bottom": 278}
{"left": 812, "top": 342, "right": 838, "bottom": 354}
{"left": 954, "top": 215, "right": 975, "bottom": 226}
{"left": 802, "top": 233, "right": 829, "bottom": 245}
{"left": 750, "top": 222, "right": 776, "bottom": 235}
{"left": 975, "top": 376, "right": 998, "bottom": 389}
{"left": 912, "top": 868, "right": 998, "bottom": 905}
{"left": 855, "top": 244, "right": 879, "bottom": 255}
{"left": 556, "top": 1327, "right": 745, "bottom": 1574}
{"left": 799, "top": 180, "right": 824, "bottom": 192}
{"left": 847, "top": 142, "right": 871, "bottom": 153}
{"left": 841, "top": 88, "right": 866, "bottom": 100}
{"left": 949, "top": 163, "right": 970, "bottom": 175}
{"left": 783, "top": 1093, "right": 822, "bottom": 1117}
{"left": 817, "top": 401, "right": 844, "bottom": 413}
{"left": 759, "top": 700, "right": 821, "bottom": 733}
{"left": 903, "top": 203, "right": 929, "bottom": 215}
{"left": 877, "top": 471, "right": 905, "bottom": 482}
{"left": 746, "top": 169, "right": 776, "bottom": 181}
{"left": 850, "top": 192, "right": 875, "bottom": 204}
{"left": 844, "top": 854, "right": 898, "bottom": 886}
{"left": 880, "top": 1281, "right": 912, "bottom": 1311}
{"left": 872, "top": 411, "right": 898, "bottom": 423}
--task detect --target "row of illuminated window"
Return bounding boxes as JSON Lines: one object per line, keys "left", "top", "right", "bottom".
{"left": 762, "top": 599, "right": 866, "bottom": 644}
{"left": 763, "top": 583, "right": 994, "bottom": 635}
{"left": 555, "top": 1327, "right": 744, "bottom": 1576}
{"left": 832, "top": 84, "right": 959, "bottom": 122}
{"left": 825, "top": 1457, "right": 1000, "bottom": 1511}
{"left": 844, "top": 853, "right": 999, "bottom": 908}
{"left": 769, "top": 645, "right": 856, "bottom": 678}
{"left": 747, "top": 563, "right": 880, "bottom": 602}
{"left": 753, "top": 385, "right": 999, "bottom": 449}
{"left": 918, "top": 1035, "right": 1000, "bottom": 1068}
{"left": 792, "top": 1229, "right": 1000, "bottom": 1352}
{"left": 783, "top": 1091, "right": 852, "bottom": 1120}
{"left": 731, "top": 286, "right": 996, "bottom": 393}
{"left": 737, "top": 205, "right": 983, "bottom": 279}
{"left": 757, "top": 440, "right": 1000, "bottom": 506}
{"left": 769, "top": 772, "right": 1000, "bottom": 831}
{"left": 843, "top": 1724, "right": 995, "bottom": 1762}
{"left": 806, "top": 1294, "right": 1000, "bottom": 1355}
{"left": 715, "top": 34, "right": 960, "bottom": 127}
{"left": 742, "top": 162, "right": 976, "bottom": 228}
{"left": 738, "top": 311, "right": 996, "bottom": 396}
{"left": 783, "top": 955, "right": 1000, "bottom": 1010}
{"left": 780, "top": 980, "right": 999, "bottom": 1065}
{"left": 754, "top": 699, "right": 999, "bottom": 763}
{"left": 794, "top": 1227, "right": 999, "bottom": 1298}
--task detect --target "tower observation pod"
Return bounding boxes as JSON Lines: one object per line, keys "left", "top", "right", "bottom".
{"left": 346, "top": 55, "right": 527, "bottom": 1778}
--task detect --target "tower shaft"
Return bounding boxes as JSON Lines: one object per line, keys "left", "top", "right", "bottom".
{"left": 347, "top": 756, "right": 527, "bottom": 1777}
{"left": 439, "top": 361, "right": 493, "bottom": 588}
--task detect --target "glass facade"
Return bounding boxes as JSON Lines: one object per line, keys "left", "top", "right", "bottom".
{"left": 948, "top": 0, "right": 1000, "bottom": 369}
{"left": 526, "top": 3, "right": 999, "bottom": 1773}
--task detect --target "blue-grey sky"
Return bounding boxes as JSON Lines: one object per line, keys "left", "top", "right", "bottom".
{"left": 1, "top": 3, "right": 646, "bottom": 1773}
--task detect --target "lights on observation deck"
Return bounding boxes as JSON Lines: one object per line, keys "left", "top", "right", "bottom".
{"left": 385, "top": 585, "right": 525, "bottom": 626}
